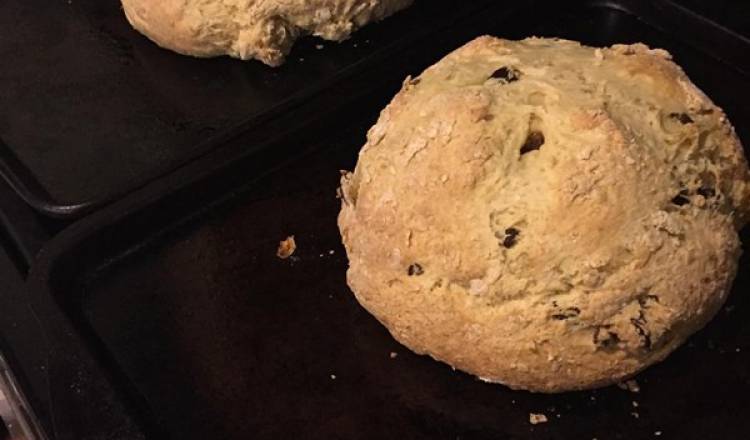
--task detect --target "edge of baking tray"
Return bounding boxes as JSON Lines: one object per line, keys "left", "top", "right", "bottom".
{"left": 0, "top": 242, "right": 73, "bottom": 440}
{"left": 602, "top": 0, "right": 750, "bottom": 75}
{"left": 21, "top": 53, "right": 416, "bottom": 438}
{"left": 0, "top": 0, "right": 499, "bottom": 221}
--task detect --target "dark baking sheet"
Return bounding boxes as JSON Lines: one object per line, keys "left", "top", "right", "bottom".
{"left": 674, "top": 0, "right": 750, "bottom": 38}
{"left": 0, "top": 0, "right": 492, "bottom": 217}
{"left": 22, "top": 1, "right": 750, "bottom": 439}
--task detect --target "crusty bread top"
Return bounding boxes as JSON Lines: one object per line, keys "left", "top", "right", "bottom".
{"left": 121, "top": 0, "right": 413, "bottom": 66}
{"left": 338, "top": 36, "right": 750, "bottom": 391}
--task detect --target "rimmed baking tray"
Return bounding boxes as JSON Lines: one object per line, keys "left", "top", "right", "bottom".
{"left": 0, "top": 0, "right": 494, "bottom": 218}
{"left": 14, "top": 0, "right": 750, "bottom": 439}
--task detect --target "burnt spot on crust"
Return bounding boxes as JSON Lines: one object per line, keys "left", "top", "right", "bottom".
{"left": 697, "top": 187, "right": 716, "bottom": 198}
{"left": 671, "top": 194, "right": 690, "bottom": 206}
{"left": 631, "top": 321, "right": 652, "bottom": 350}
{"left": 551, "top": 307, "right": 581, "bottom": 320}
{"left": 631, "top": 311, "right": 652, "bottom": 350}
{"left": 594, "top": 326, "right": 621, "bottom": 349}
{"left": 520, "top": 131, "right": 545, "bottom": 155}
{"left": 407, "top": 263, "right": 424, "bottom": 276}
{"left": 669, "top": 112, "right": 694, "bottom": 124}
{"left": 502, "top": 228, "right": 520, "bottom": 248}
{"left": 671, "top": 185, "right": 719, "bottom": 208}
{"left": 631, "top": 294, "right": 660, "bottom": 349}
{"left": 490, "top": 66, "right": 521, "bottom": 83}
{"left": 637, "top": 294, "right": 660, "bottom": 307}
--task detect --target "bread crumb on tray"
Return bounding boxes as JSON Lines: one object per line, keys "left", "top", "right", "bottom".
{"left": 276, "top": 236, "right": 296, "bottom": 259}
{"left": 617, "top": 379, "right": 641, "bottom": 393}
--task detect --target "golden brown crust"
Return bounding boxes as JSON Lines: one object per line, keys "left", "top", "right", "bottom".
{"left": 338, "top": 36, "right": 750, "bottom": 392}
{"left": 121, "top": 0, "right": 413, "bottom": 66}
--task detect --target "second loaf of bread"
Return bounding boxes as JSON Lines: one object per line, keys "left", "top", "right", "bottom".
{"left": 121, "top": 0, "right": 413, "bottom": 66}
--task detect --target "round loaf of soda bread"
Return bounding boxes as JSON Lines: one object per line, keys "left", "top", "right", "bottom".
{"left": 121, "top": 0, "right": 413, "bottom": 66}
{"left": 338, "top": 36, "right": 750, "bottom": 392}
